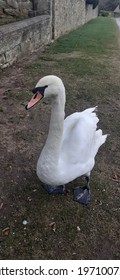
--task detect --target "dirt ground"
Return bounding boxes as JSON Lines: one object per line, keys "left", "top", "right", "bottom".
{"left": 0, "top": 21, "right": 120, "bottom": 260}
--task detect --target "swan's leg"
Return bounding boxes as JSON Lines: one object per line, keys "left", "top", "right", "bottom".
{"left": 86, "top": 176, "right": 90, "bottom": 189}
{"left": 73, "top": 176, "right": 90, "bottom": 205}
{"left": 42, "top": 184, "right": 65, "bottom": 194}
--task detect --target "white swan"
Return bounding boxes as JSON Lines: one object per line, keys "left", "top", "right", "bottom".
{"left": 26, "top": 75, "right": 107, "bottom": 204}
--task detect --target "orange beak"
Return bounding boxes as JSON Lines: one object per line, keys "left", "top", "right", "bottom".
{"left": 25, "top": 91, "right": 43, "bottom": 110}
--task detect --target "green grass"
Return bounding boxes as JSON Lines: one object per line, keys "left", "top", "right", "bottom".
{"left": 26, "top": 63, "right": 42, "bottom": 70}
{"left": 57, "top": 57, "right": 107, "bottom": 77}
{"left": 48, "top": 17, "right": 117, "bottom": 55}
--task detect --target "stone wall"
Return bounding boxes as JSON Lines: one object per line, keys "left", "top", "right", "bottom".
{"left": 92, "top": 5, "right": 98, "bottom": 19}
{"left": 0, "top": 0, "right": 32, "bottom": 18}
{"left": 0, "top": 15, "right": 52, "bottom": 68}
{"left": 86, "top": 4, "right": 98, "bottom": 22}
{"left": 0, "top": 0, "right": 51, "bottom": 19}
{"left": 85, "top": 3, "right": 93, "bottom": 22}
{"left": 53, "top": 1, "right": 98, "bottom": 39}
{"left": 53, "top": 0, "right": 86, "bottom": 39}
{"left": 0, "top": 1, "right": 99, "bottom": 69}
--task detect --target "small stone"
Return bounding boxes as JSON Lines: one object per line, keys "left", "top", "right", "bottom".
{"left": 2, "top": 95, "right": 8, "bottom": 100}
{"left": 77, "top": 226, "right": 81, "bottom": 231}
{"left": 28, "top": 197, "right": 32, "bottom": 202}
{"left": 22, "top": 220, "right": 28, "bottom": 225}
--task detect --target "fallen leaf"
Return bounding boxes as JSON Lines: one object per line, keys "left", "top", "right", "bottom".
{"left": 49, "top": 222, "right": 55, "bottom": 227}
{"left": 0, "top": 202, "right": 3, "bottom": 209}
{"left": 49, "top": 222, "right": 56, "bottom": 232}
{"left": 111, "top": 173, "right": 120, "bottom": 182}
{"left": 2, "top": 227, "right": 10, "bottom": 236}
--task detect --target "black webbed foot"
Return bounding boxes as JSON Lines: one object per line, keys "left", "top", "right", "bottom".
{"left": 73, "top": 186, "right": 90, "bottom": 205}
{"left": 42, "top": 184, "right": 65, "bottom": 194}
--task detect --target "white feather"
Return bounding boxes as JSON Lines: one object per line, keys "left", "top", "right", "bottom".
{"left": 36, "top": 76, "right": 107, "bottom": 186}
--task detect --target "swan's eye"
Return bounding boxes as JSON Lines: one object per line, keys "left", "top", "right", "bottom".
{"left": 32, "top": 85, "right": 48, "bottom": 96}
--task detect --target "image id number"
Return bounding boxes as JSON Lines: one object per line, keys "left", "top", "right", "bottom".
{"left": 78, "top": 266, "right": 120, "bottom": 276}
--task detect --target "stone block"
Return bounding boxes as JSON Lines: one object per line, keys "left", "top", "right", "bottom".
{"left": 6, "top": 0, "right": 18, "bottom": 9}
{"left": 0, "top": 26, "right": 22, "bottom": 53}
{"left": 4, "top": 8, "right": 19, "bottom": 16}
{"left": 0, "top": 53, "right": 5, "bottom": 68}
{"left": 18, "top": 2, "right": 32, "bottom": 15}
{"left": 0, "top": 0, "right": 7, "bottom": 9}
{"left": 5, "top": 44, "right": 21, "bottom": 65}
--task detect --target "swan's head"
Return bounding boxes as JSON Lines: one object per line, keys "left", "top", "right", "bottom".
{"left": 25, "top": 75, "right": 65, "bottom": 110}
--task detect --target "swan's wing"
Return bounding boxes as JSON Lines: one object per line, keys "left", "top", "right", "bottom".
{"left": 60, "top": 107, "right": 99, "bottom": 164}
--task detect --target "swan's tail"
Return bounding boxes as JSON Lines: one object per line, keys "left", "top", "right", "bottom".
{"left": 83, "top": 107, "right": 107, "bottom": 156}
{"left": 94, "top": 129, "right": 107, "bottom": 157}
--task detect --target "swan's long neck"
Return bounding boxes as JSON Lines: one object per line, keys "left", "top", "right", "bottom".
{"left": 40, "top": 93, "right": 65, "bottom": 165}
